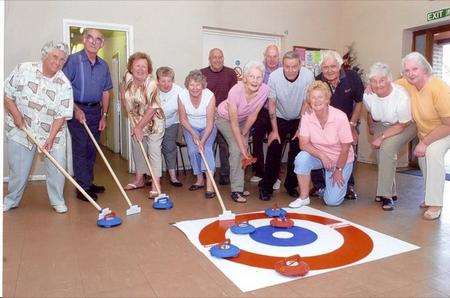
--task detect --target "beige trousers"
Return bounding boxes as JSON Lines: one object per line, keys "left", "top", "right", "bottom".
{"left": 418, "top": 134, "right": 450, "bottom": 207}
{"left": 373, "top": 123, "right": 417, "bottom": 197}
{"left": 216, "top": 117, "right": 245, "bottom": 192}
{"left": 131, "top": 132, "right": 164, "bottom": 178}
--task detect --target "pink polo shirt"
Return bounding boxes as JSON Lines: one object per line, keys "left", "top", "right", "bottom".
{"left": 299, "top": 106, "right": 354, "bottom": 164}
{"left": 217, "top": 82, "right": 269, "bottom": 122}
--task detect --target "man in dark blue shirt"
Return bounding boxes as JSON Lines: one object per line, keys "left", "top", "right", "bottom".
{"left": 63, "top": 28, "right": 113, "bottom": 201}
{"left": 312, "top": 50, "right": 364, "bottom": 200}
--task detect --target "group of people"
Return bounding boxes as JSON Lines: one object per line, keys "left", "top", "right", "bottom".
{"left": 3, "top": 28, "right": 450, "bottom": 221}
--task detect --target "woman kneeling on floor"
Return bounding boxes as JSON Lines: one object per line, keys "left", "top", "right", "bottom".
{"left": 289, "top": 81, "right": 354, "bottom": 208}
{"left": 364, "top": 62, "right": 416, "bottom": 211}
{"left": 178, "top": 70, "right": 217, "bottom": 198}
{"left": 216, "top": 61, "right": 270, "bottom": 203}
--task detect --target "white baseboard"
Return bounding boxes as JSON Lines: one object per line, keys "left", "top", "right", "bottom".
{"left": 3, "top": 174, "right": 46, "bottom": 182}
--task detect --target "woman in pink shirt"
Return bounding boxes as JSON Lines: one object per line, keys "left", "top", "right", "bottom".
{"left": 290, "top": 81, "right": 354, "bottom": 208}
{"left": 216, "top": 61, "right": 270, "bottom": 203}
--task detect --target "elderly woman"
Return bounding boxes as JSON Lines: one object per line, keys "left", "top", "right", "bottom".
{"left": 364, "top": 62, "right": 417, "bottom": 211}
{"left": 178, "top": 70, "right": 217, "bottom": 198}
{"left": 290, "top": 81, "right": 354, "bottom": 208}
{"left": 396, "top": 52, "right": 450, "bottom": 220}
{"left": 156, "top": 66, "right": 183, "bottom": 187}
{"left": 3, "top": 41, "right": 73, "bottom": 213}
{"left": 216, "top": 61, "right": 269, "bottom": 203}
{"left": 121, "top": 52, "right": 165, "bottom": 198}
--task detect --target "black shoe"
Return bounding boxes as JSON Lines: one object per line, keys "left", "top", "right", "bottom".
{"left": 309, "top": 186, "right": 325, "bottom": 198}
{"left": 205, "top": 191, "right": 216, "bottom": 199}
{"left": 90, "top": 184, "right": 105, "bottom": 193}
{"left": 382, "top": 197, "right": 394, "bottom": 211}
{"left": 259, "top": 189, "right": 272, "bottom": 201}
{"left": 77, "top": 189, "right": 97, "bottom": 201}
{"left": 376, "top": 195, "right": 397, "bottom": 202}
{"left": 287, "top": 188, "right": 299, "bottom": 198}
{"left": 219, "top": 175, "right": 230, "bottom": 185}
{"left": 169, "top": 180, "right": 183, "bottom": 187}
{"left": 345, "top": 187, "right": 358, "bottom": 200}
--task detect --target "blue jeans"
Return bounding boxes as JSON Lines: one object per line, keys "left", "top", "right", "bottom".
{"left": 183, "top": 126, "right": 217, "bottom": 175}
{"left": 4, "top": 139, "right": 67, "bottom": 208}
{"left": 294, "top": 151, "right": 353, "bottom": 206}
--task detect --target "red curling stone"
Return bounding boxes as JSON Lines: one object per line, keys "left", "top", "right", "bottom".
{"left": 270, "top": 216, "right": 294, "bottom": 228}
{"left": 274, "top": 255, "right": 310, "bottom": 277}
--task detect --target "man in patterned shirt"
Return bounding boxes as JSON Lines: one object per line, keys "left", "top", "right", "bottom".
{"left": 3, "top": 41, "right": 74, "bottom": 213}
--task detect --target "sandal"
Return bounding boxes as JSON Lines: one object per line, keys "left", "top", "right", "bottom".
{"left": 242, "top": 190, "right": 250, "bottom": 197}
{"left": 423, "top": 208, "right": 442, "bottom": 220}
{"left": 124, "top": 183, "right": 145, "bottom": 190}
{"left": 382, "top": 197, "right": 394, "bottom": 211}
{"left": 205, "top": 191, "right": 216, "bottom": 199}
{"left": 231, "top": 192, "right": 247, "bottom": 203}
{"left": 375, "top": 195, "right": 397, "bottom": 203}
{"left": 189, "top": 184, "right": 204, "bottom": 191}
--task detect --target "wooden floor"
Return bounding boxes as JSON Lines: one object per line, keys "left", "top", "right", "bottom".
{"left": 3, "top": 150, "right": 450, "bottom": 297}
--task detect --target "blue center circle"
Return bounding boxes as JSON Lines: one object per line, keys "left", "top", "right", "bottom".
{"left": 249, "top": 225, "right": 318, "bottom": 246}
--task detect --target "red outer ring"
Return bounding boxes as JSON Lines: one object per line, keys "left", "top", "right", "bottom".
{"left": 199, "top": 212, "right": 373, "bottom": 270}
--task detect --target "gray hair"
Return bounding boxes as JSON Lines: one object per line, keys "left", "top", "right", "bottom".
{"left": 243, "top": 61, "right": 265, "bottom": 77}
{"left": 184, "top": 70, "right": 207, "bottom": 89}
{"left": 320, "top": 50, "right": 343, "bottom": 68}
{"left": 401, "top": 51, "right": 433, "bottom": 75}
{"left": 41, "top": 41, "right": 69, "bottom": 60}
{"left": 368, "top": 62, "right": 393, "bottom": 81}
{"left": 282, "top": 51, "right": 300, "bottom": 61}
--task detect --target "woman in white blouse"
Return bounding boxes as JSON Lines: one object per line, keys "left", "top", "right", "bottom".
{"left": 364, "top": 62, "right": 417, "bottom": 211}
{"left": 178, "top": 70, "right": 217, "bottom": 198}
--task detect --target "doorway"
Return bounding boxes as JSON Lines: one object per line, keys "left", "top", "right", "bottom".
{"left": 62, "top": 19, "right": 134, "bottom": 172}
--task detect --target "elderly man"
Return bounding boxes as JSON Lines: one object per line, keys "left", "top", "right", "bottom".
{"left": 63, "top": 28, "right": 112, "bottom": 201}
{"left": 3, "top": 41, "right": 73, "bottom": 213}
{"left": 250, "top": 44, "right": 281, "bottom": 184}
{"left": 201, "top": 48, "right": 237, "bottom": 185}
{"left": 311, "top": 50, "right": 364, "bottom": 200}
{"left": 259, "top": 51, "right": 314, "bottom": 201}
{"left": 396, "top": 52, "right": 450, "bottom": 220}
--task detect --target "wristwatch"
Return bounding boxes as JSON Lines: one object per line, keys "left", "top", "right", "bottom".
{"left": 349, "top": 121, "right": 357, "bottom": 127}
{"left": 102, "top": 112, "right": 108, "bottom": 118}
{"left": 335, "top": 167, "right": 343, "bottom": 172}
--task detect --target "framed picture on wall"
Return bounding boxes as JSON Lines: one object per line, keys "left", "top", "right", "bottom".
{"left": 293, "top": 45, "right": 330, "bottom": 76}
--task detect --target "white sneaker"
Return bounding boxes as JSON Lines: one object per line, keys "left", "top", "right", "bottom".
{"left": 250, "top": 176, "right": 263, "bottom": 183}
{"left": 53, "top": 205, "right": 68, "bottom": 213}
{"left": 3, "top": 203, "right": 18, "bottom": 212}
{"left": 273, "top": 179, "right": 281, "bottom": 190}
{"left": 289, "top": 197, "right": 310, "bottom": 208}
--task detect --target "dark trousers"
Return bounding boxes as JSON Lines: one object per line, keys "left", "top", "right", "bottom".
{"left": 311, "top": 144, "right": 357, "bottom": 189}
{"left": 251, "top": 107, "right": 271, "bottom": 177}
{"left": 68, "top": 105, "right": 101, "bottom": 189}
{"left": 216, "top": 131, "right": 230, "bottom": 177}
{"left": 260, "top": 117, "right": 300, "bottom": 194}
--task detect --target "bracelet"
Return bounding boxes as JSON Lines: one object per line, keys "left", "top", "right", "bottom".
{"left": 349, "top": 121, "right": 357, "bottom": 127}
{"left": 102, "top": 112, "right": 108, "bottom": 118}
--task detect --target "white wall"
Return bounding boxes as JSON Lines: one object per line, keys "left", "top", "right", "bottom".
{"left": 336, "top": 1, "right": 450, "bottom": 165}
{"left": 3, "top": 0, "right": 342, "bottom": 178}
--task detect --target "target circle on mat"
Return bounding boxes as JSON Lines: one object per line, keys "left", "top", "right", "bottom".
{"left": 199, "top": 211, "right": 374, "bottom": 271}
{"left": 249, "top": 225, "right": 318, "bottom": 246}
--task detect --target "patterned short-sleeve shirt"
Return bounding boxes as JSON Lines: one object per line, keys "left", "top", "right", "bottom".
{"left": 4, "top": 62, "right": 74, "bottom": 149}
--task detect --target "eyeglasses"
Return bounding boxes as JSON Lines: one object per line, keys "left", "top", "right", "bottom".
{"left": 86, "top": 34, "right": 104, "bottom": 45}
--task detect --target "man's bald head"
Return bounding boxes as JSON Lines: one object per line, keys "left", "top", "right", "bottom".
{"left": 208, "top": 48, "right": 224, "bottom": 72}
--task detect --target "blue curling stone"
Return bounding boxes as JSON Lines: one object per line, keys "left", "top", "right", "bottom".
{"left": 230, "top": 222, "right": 256, "bottom": 234}
{"left": 210, "top": 243, "right": 240, "bottom": 258}
{"left": 97, "top": 215, "right": 122, "bottom": 228}
{"left": 153, "top": 195, "right": 173, "bottom": 210}
{"left": 265, "top": 207, "right": 287, "bottom": 218}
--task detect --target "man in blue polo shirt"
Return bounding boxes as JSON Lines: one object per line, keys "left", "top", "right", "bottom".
{"left": 312, "top": 50, "right": 364, "bottom": 200}
{"left": 63, "top": 28, "right": 112, "bottom": 201}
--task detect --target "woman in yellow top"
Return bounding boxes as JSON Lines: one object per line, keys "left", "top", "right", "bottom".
{"left": 121, "top": 52, "right": 165, "bottom": 198}
{"left": 397, "top": 52, "right": 450, "bottom": 220}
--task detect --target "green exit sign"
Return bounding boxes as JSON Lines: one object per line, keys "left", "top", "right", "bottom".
{"left": 427, "top": 8, "right": 450, "bottom": 21}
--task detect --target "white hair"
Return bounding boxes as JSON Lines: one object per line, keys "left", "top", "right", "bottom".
{"left": 320, "top": 50, "right": 343, "bottom": 68}
{"left": 243, "top": 61, "right": 265, "bottom": 77}
{"left": 41, "top": 41, "right": 69, "bottom": 60}
{"left": 368, "top": 62, "right": 393, "bottom": 81}
{"left": 401, "top": 52, "right": 433, "bottom": 75}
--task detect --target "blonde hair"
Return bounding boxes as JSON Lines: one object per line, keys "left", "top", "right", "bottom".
{"left": 306, "top": 81, "right": 332, "bottom": 104}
